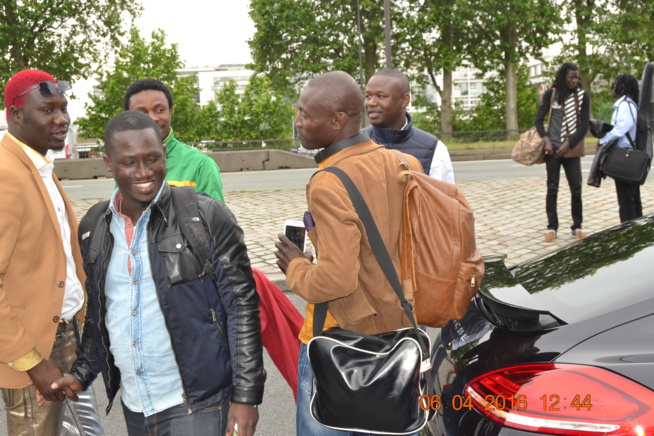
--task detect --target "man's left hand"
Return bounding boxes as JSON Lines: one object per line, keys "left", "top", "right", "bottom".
{"left": 225, "top": 403, "right": 258, "bottom": 436}
{"left": 274, "top": 234, "right": 314, "bottom": 274}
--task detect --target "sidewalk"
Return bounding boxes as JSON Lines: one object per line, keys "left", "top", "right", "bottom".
{"left": 70, "top": 176, "right": 654, "bottom": 287}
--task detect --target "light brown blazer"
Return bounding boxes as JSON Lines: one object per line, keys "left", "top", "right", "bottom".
{"left": 0, "top": 133, "right": 86, "bottom": 388}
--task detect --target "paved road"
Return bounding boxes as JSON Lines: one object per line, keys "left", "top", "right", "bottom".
{"left": 60, "top": 157, "right": 599, "bottom": 200}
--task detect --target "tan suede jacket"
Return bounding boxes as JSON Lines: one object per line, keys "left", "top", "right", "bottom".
{"left": 0, "top": 134, "right": 86, "bottom": 388}
{"left": 287, "top": 140, "right": 422, "bottom": 335}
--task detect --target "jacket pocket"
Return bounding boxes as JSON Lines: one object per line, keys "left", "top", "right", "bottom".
{"left": 157, "top": 234, "right": 204, "bottom": 286}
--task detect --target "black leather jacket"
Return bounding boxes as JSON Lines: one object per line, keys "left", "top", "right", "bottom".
{"left": 71, "top": 184, "right": 265, "bottom": 413}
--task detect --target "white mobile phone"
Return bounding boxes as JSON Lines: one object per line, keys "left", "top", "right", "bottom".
{"left": 283, "top": 220, "right": 306, "bottom": 252}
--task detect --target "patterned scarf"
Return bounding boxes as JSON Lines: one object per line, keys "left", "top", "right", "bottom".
{"left": 561, "top": 89, "right": 583, "bottom": 140}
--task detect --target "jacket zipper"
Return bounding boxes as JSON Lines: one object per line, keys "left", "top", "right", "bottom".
{"left": 210, "top": 308, "right": 231, "bottom": 356}
{"left": 99, "top": 229, "right": 114, "bottom": 414}
{"left": 149, "top": 222, "right": 193, "bottom": 414}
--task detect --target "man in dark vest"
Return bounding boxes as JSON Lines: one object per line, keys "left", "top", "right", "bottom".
{"left": 364, "top": 69, "right": 454, "bottom": 183}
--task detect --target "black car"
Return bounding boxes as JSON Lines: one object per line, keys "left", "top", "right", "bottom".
{"left": 426, "top": 216, "right": 654, "bottom": 436}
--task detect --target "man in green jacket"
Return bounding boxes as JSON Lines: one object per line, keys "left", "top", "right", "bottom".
{"left": 123, "top": 79, "right": 224, "bottom": 201}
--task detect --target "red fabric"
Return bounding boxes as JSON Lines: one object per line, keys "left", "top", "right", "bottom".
{"left": 4, "top": 70, "right": 56, "bottom": 121}
{"left": 253, "top": 268, "right": 303, "bottom": 402}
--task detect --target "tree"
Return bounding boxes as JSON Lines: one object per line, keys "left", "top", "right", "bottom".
{"left": 552, "top": 0, "right": 654, "bottom": 116}
{"left": 248, "top": 0, "right": 385, "bottom": 95}
{"left": 211, "top": 76, "right": 295, "bottom": 143}
{"left": 395, "top": 0, "right": 471, "bottom": 135}
{"left": 76, "top": 27, "right": 200, "bottom": 142}
{"left": 452, "top": 65, "right": 539, "bottom": 134}
{"left": 0, "top": 0, "right": 140, "bottom": 99}
{"left": 465, "top": 0, "right": 562, "bottom": 134}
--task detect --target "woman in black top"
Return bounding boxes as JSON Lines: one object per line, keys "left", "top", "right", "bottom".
{"left": 534, "top": 62, "right": 590, "bottom": 242}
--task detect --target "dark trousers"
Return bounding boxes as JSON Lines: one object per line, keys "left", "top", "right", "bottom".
{"left": 614, "top": 179, "right": 643, "bottom": 223}
{"left": 122, "top": 398, "right": 229, "bottom": 436}
{"left": 545, "top": 155, "right": 583, "bottom": 231}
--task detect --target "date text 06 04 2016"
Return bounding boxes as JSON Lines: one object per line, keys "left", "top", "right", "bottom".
{"left": 419, "top": 394, "right": 593, "bottom": 412}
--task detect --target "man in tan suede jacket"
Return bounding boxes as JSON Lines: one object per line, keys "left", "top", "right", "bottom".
{"left": 0, "top": 69, "right": 87, "bottom": 435}
{"left": 274, "top": 71, "right": 423, "bottom": 436}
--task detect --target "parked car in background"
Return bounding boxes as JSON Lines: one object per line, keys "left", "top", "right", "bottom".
{"left": 426, "top": 215, "right": 654, "bottom": 435}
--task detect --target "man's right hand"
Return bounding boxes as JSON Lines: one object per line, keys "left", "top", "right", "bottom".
{"left": 26, "top": 359, "right": 66, "bottom": 402}
{"left": 33, "top": 373, "right": 83, "bottom": 407}
{"left": 50, "top": 373, "right": 82, "bottom": 401}
{"left": 543, "top": 136, "right": 554, "bottom": 156}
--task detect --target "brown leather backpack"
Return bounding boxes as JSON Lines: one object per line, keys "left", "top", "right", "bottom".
{"left": 392, "top": 150, "right": 484, "bottom": 327}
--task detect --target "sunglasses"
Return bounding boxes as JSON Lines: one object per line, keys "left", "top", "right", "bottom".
{"left": 11, "top": 80, "right": 71, "bottom": 105}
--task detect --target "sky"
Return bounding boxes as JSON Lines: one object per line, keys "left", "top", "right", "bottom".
{"left": 67, "top": 1, "right": 256, "bottom": 125}
{"left": 135, "top": 0, "right": 256, "bottom": 67}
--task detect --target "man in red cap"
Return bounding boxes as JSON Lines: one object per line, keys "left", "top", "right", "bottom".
{"left": 0, "top": 69, "right": 91, "bottom": 435}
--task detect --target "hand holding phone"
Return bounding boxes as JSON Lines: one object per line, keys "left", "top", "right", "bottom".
{"left": 283, "top": 220, "right": 306, "bottom": 252}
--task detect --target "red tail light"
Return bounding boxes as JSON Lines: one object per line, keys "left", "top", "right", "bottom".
{"left": 466, "top": 364, "right": 654, "bottom": 435}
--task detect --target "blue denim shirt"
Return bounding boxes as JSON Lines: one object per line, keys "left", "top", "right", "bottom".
{"left": 105, "top": 185, "right": 184, "bottom": 416}
{"left": 599, "top": 96, "right": 638, "bottom": 149}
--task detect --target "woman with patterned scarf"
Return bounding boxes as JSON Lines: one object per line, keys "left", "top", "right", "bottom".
{"left": 535, "top": 62, "right": 590, "bottom": 242}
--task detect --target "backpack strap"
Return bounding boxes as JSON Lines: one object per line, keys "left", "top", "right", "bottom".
{"left": 79, "top": 200, "right": 111, "bottom": 265}
{"left": 169, "top": 187, "right": 217, "bottom": 283}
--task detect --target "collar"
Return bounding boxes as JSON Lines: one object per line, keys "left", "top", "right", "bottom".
{"left": 314, "top": 132, "right": 370, "bottom": 165}
{"left": 109, "top": 180, "right": 167, "bottom": 217}
{"left": 163, "top": 128, "right": 174, "bottom": 143}
{"left": 401, "top": 115, "right": 409, "bottom": 131}
{"left": 614, "top": 95, "right": 634, "bottom": 109}
{"left": 8, "top": 133, "right": 51, "bottom": 170}
{"left": 369, "top": 112, "right": 413, "bottom": 144}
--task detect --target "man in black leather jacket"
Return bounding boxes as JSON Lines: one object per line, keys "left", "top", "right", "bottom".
{"left": 47, "top": 111, "right": 265, "bottom": 436}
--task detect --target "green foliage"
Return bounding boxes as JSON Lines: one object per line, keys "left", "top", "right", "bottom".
{"left": 248, "top": 0, "right": 385, "bottom": 95}
{"left": 553, "top": 0, "right": 654, "bottom": 103}
{"left": 0, "top": 0, "right": 141, "bottom": 103}
{"left": 210, "top": 76, "right": 295, "bottom": 143}
{"left": 592, "top": 88, "right": 615, "bottom": 123}
{"left": 76, "top": 27, "right": 199, "bottom": 142}
{"left": 410, "top": 93, "right": 442, "bottom": 135}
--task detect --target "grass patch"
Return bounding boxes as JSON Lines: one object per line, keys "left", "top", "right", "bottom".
{"left": 446, "top": 139, "right": 515, "bottom": 151}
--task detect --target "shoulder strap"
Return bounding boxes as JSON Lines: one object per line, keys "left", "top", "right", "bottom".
{"left": 314, "top": 166, "right": 434, "bottom": 395}
{"left": 622, "top": 100, "right": 638, "bottom": 148}
{"left": 169, "top": 187, "right": 217, "bottom": 283}
{"left": 79, "top": 200, "right": 111, "bottom": 264}
{"left": 79, "top": 200, "right": 110, "bottom": 242}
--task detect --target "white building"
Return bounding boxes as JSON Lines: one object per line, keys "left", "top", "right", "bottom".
{"left": 421, "top": 47, "right": 558, "bottom": 110}
{"left": 177, "top": 64, "right": 254, "bottom": 106}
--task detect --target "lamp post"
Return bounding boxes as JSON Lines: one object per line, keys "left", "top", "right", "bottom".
{"left": 384, "top": 0, "right": 392, "bottom": 68}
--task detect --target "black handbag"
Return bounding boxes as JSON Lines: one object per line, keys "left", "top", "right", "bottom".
{"left": 307, "top": 166, "right": 434, "bottom": 435}
{"left": 603, "top": 133, "right": 651, "bottom": 184}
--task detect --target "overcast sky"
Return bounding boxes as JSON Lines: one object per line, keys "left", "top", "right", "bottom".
{"left": 135, "top": 0, "right": 256, "bottom": 67}
{"left": 67, "top": 1, "right": 256, "bottom": 123}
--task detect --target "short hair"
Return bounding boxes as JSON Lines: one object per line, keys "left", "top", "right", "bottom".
{"left": 4, "top": 69, "right": 56, "bottom": 122}
{"left": 104, "top": 111, "right": 162, "bottom": 156}
{"left": 306, "top": 71, "right": 363, "bottom": 120}
{"left": 123, "top": 79, "right": 174, "bottom": 111}
{"left": 612, "top": 74, "right": 639, "bottom": 104}
{"left": 372, "top": 69, "right": 410, "bottom": 94}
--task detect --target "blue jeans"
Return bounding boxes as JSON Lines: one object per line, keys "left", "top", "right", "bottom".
{"left": 297, "top": 343, "right": 419, "bottom": 436}
{"left": 122, "top": 398, "right": 229, "bottom": 436}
